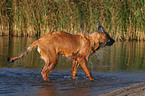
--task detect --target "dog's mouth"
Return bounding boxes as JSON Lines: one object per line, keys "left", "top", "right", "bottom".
{"left": 105, "top": 38, "right": 115, "bottom": 46}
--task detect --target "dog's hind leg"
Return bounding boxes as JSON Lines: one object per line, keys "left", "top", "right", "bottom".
{"left": 41, "top": 62, "right": 51, "bottom": 81}
{"left": 41, "top": 52, "right": 58, "bottom": 81}
{"left": 38, "top": 46, "right": 58, "bottom": 81}
{"left": 71, "top": 60, "right": 79, "bottom": 79}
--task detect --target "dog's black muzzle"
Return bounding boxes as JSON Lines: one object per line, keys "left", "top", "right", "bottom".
{"left": 105, "top": 38, "right": 115, "bottom": 46}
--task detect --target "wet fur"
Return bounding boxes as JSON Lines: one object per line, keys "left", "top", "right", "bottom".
{"left": 8, "top": 25, "right": 115, "bottom": 81}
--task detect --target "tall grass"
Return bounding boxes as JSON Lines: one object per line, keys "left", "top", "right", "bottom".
{"left": 0, "top": 0, "right": 145, "bottom": 41}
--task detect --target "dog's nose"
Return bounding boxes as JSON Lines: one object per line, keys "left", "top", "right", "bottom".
{"left": 111, "top": 38, "right": 115, "bottom": 43}
{"left": 105, "top": 38, "right": 115, "bottom": 46}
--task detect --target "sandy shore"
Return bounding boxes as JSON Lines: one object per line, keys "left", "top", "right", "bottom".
{"left": 99, "top": 82, "right": 145, "bottom": 96}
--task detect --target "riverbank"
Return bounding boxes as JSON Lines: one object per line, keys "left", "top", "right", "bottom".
{"left": 1, "top": 0, "right": 145, "bottom": 41}
{"left": 100, "top": 82, "right": 145, "bottom": 96}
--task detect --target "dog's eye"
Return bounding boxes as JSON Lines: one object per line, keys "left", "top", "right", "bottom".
{"left": 108, "top": 39, "right": 110, "bottom": 42}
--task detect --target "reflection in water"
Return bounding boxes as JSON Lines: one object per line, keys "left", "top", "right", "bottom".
{"left": 38, "top": 86, "right": 58, "bottom": 96}
{"left": 0, "top": 37, "right": 145, "bottom": 95}
{"left": 88, "top": 41, "right": 145, "bottom": 72}
{"left": 37, "top": 82, "right": 89, "bottom": 96}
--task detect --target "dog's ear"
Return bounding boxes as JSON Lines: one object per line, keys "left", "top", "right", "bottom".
{"left": 96, "top": 23, "right": 105, "bottom": 33}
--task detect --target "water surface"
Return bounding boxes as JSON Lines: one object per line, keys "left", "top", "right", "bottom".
{"left": 0, "top": 37, "right": 145, "bottom": 95}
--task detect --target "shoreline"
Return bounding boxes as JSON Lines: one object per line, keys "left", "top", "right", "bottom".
{"left": 99, "top": 82, "right": 145, "bottom": 96}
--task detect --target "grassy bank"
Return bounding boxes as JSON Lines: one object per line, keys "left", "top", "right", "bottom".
{"left": 0, "top": 0, "right": 145, "bottom": 41}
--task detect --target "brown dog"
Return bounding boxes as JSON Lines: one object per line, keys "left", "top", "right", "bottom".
{"left": 8, "top": 24, "right": 115, "bottom": 81}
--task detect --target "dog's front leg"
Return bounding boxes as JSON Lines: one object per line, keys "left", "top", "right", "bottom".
{"left": 77, "top": 57, "right": 94, "bottom": 81}
{"left": 71, "top": 60, "right": 79, "bottom": 79}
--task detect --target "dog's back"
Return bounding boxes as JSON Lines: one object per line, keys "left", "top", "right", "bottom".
{"left": 37, "top": 31, "right": 91, "bottom": 58}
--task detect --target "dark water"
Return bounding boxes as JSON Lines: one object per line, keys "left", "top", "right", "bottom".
{"left": 0, "top": 37, "right": 145, "bottom": 96}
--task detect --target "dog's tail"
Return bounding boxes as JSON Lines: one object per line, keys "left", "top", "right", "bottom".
{"left": 7, "top": 40, "right": 39, "bottom": 62}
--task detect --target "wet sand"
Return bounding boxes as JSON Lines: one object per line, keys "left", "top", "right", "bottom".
{"left": 99, "top": 82, "right": 145, "bottom": 96}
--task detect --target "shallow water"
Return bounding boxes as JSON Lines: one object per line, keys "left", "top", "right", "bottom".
{"left": 0, "top": 37, "right": 145, "bottom": 96}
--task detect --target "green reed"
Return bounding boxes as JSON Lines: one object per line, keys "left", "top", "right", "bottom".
{"left": 0, "top": 0, "right": 145, "bottom": 41}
